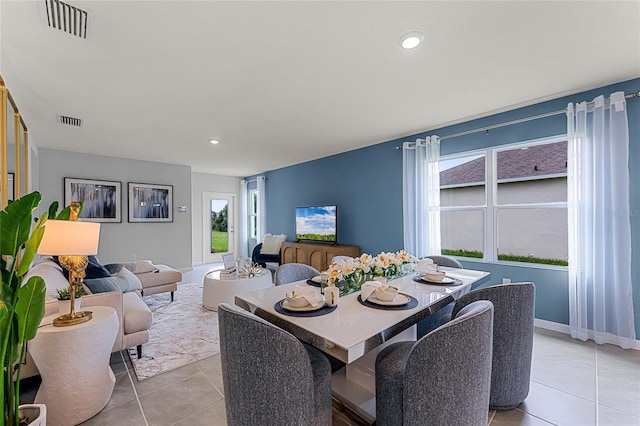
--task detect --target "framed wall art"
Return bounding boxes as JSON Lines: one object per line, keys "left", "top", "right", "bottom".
{"left": 128, "top": 182, "right": 173, "bottom": 223}
{"left": 64, "top": 178, "right": 122, "bottom": 223}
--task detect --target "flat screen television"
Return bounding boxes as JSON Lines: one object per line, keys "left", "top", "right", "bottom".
{"left": 295, "top": 205, "right": 337, "bottom": 243}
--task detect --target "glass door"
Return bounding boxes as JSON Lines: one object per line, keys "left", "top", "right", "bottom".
{"left": 203, "top": 192, "right": 234, "bottom": 264}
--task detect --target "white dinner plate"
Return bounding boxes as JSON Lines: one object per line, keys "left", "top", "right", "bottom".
{"left": 280, "top": 300, "right": 325, "bottom": 312}
{"left": 417, "top": 275, "right": 456, "bottom": 285}
{"left": 366, "top": 293, "right": 411, "bottom": 306}
{"left": 310, "top": 275, "right": 322, "bottom": 283}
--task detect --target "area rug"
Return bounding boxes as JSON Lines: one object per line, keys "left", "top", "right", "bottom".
{"left": 128, "top": 282, "right": 220, "bottom": 380}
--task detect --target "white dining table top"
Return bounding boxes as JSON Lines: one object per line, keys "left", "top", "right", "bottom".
{"left": 235, "top": 267, "right": 490, "bottom": 363}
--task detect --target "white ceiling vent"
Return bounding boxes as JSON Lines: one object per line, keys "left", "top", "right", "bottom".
{"left": 57, "top": 115, "right": 83, "bottom": 127}
{"left": 44, "top": 0, "right": 91, "bottom": 39}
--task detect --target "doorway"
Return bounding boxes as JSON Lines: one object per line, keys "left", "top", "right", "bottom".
{"left": 202, "top": 192, "right": 235, "bottom": 264}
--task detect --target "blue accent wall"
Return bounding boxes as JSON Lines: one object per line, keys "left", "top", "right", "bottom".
{"left": 249, "top": 78, "right": 639, "bottom": 330}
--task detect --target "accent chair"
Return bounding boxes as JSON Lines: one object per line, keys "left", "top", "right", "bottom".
{"left": 218, "top": 303, "right": 332, "bottom": 426}
{"left": 450, "top": 282, "right": 535, "bottom": 410}
{"left": 375, "top": 300, "right": 494, "bottom": 426}
{"left": 274, "top": 263, "right": 320, "bottom": 285}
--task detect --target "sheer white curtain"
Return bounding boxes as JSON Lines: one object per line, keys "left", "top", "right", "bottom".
{"left": 402, "top": 136, "right": 441, "bottom": 258}
{"left": 256, "top": 176, "right": 266, "bottom": 244}
{"left": 240, "top": 179, "right": 248, "bottom": 258}
{"left": 567, "top": 92, "right": 635, "bottom": 349}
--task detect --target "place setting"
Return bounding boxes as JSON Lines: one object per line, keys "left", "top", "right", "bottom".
{"left": 274, "top": 284, "right": 338, "bottom": 317}
{"left": 357, "top": 278, "right": 418, "bottom": 310}
{"left": 306, "top": 274, "right": 323, "bottom": 287}
{"left": 412, "top": 258, "right": 463, "bottom": 286}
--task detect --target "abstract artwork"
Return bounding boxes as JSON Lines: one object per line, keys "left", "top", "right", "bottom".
{"left": 64, "top": 178, "right": 121, "bottom": 222}
{"left": 128, "top": 182, "right": 173, "bottom": 222}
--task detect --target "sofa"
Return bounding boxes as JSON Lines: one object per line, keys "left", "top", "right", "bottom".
{"left": 20, "top": 257, "right": 154, "bottom": 379}
{"left": 138, "top": 265, "right": 182, "bottom": 301}
{"left": 103, "top": 260, "right": 182, "bottom": 301}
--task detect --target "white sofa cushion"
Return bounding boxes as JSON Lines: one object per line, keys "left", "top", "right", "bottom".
{"left": 260, "top": 233, "right": 286, "bottom": 255}
{"left": 122, "top": 292, "right": 153, "bottom": 334}
{"left": 105, "top": 260, "right": 160, "bottom": 274}
{"left": 84, "top": 267, "right": 143, "bottom": 294}
{"left": 24, "top": 257, "right": 69, "bottom": 302}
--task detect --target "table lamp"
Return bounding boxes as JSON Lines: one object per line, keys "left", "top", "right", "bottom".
{"left": 37, "top": 204, "right": 101, "bottom": 327}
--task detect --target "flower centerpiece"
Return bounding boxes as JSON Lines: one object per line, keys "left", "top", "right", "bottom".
{"left": 325, "top": 250, "right": 417, "bottom": 296}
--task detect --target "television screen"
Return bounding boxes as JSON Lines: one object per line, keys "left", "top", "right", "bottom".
{"left": 295, "top": 205, "right": 337, "bottom": 243}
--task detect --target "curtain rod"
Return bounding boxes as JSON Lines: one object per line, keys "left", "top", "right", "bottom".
{"left": 395, "top": 90, "right": 640, "bottom": 150}
{"left": 241, "top": 175, "right": 265, "bottom": 183}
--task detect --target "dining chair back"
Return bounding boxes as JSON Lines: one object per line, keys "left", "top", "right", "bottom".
{"left": 416, "top": 255, "right": 464, "bottom": 338}
{"left": 330, "top": 255, "right": 353, "bottom": 265}
{"left": 218, "top": 303, "right": 332, "bottom": 425}
{"left": 425, "top": 255, "right": 464, "bottom": 269}
{"left": 376, "top": 300, "right": 494, "bottom": 426}
{"left": 274, "top": 263, "right": 320, "bottom": 285}
{"left": 451, "top": 282, "right": 535, "bottom": 410}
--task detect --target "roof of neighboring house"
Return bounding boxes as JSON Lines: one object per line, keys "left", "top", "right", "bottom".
{"left": 440, "top": 141, "right": 567, "bottom": 186}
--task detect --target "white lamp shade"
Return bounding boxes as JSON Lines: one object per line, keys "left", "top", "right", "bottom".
{"left": 37, "top": 220, "right": 101, "bottom": 256}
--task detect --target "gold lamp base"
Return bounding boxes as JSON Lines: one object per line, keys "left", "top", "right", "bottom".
{"left": 53, "top": 310, "right": 93, "bottom": 327}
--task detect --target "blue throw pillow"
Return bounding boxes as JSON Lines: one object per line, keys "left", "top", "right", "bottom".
{"left": 53, "top": 255, "right": 111, "bottom": 279}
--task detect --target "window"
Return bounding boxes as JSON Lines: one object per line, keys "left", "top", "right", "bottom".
{"left": 249, "top": 189, "right": 260, "bottom": 240}
{"left": 439, "top": 136, "right": 568, "bottom": 266}
{"left": 440, "top": 153, "right": 486, "bottom": 259}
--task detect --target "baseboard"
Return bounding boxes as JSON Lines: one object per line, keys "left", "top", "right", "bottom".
{"left": 534, "top": 319, "right": 640, "bottom": 350}
{"left": 534, "top": 319, "right": 571, "bottom": 334}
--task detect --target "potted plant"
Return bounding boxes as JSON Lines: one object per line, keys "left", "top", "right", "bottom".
{"left": 1, "top": 192, "right": 49, "bottom": 426}
{"left": 55, "top": 286, "right": 86, "bottom": 314}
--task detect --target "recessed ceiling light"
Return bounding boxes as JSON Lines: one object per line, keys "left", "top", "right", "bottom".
{"left": 399, "top": 31, "right": 424, "bottom": 50}
{"left": 209, "top": 139, "right": 220, "bottom": 145}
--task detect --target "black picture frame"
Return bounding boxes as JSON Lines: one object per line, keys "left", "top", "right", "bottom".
{"left": 128, "top": 182, "right": 173, "bottom": 223}
{"left": 64, "top": 177, "right": 122, "bottom": 223}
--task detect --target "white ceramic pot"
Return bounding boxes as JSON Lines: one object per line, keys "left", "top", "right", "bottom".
{"left": 57, "top": 297, "right": 82, "bottom": 314}
{"left": 18, "top": 403, "right": 47, "bottom": 426}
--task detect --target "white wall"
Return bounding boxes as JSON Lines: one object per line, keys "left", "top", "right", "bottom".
{"left": 191, "top": 172, "right": 241, "bottom": 265}
{"left": 38, "top": 148, "right": 193, "bottom": 270}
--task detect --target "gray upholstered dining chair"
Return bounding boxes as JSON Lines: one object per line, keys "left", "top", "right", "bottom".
{"left": 218, "top": 303, "right": 332, "bottom": 426}
{"left": 274, "top": 263, "right": 320, "bottom": 285}
{"left": 425, "top": 254, "right": 464, "bottom": 269}
{"left": 375, "top": 300, "right": 494, "bottom": 426}
{"left": 416, "top": 254, "right": 464, "bottom": 338}
{"left": 330, "top": 255, "right": 353, "bottom": 264}
{"left": 450, "top": 282, "right": 535, "bottom": 410}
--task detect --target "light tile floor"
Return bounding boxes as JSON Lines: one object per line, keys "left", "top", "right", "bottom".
{"left": 24, "top": 265, "right": 640, "bottom": 425}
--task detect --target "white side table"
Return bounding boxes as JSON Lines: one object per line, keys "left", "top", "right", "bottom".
{"left": 203, "top": 270, "right": 273, "bottom": 311}
{"left": 30, "top": 306, "right": 119, "bottom": 426}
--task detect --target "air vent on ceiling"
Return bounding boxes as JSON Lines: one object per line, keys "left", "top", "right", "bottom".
{"left": 57, "top": 115, "right": 83, "bottom": 127}
{"left": 44, "top": 0, "right": 90, "bottom": 39}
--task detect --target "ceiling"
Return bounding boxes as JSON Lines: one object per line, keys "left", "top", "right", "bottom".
{"left": 1, "top": 1, "right": 639, "bottom": 177}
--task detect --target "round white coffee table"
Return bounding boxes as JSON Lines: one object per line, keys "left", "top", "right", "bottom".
{"left": 30, "top": 306, "right": 118, "bottom": 426}
{"left": 203, "top": 270, "right": 273, "bottom": 311}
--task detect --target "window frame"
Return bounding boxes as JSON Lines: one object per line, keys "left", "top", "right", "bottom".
{"left": 249, "top": 188, "right": 260, "bottom": 240}
{"left": 440, "top": 134, "right": 568, "bottom": 269}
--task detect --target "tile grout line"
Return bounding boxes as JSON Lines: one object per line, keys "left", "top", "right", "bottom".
{"left": 167, "top": 361, "right": 226, "bottom": 425}
{"left": 487, "top": 409, "right": 496, "bottom": 424}
{"left": 196, "top": 359, "right": 226, "bottom": 400}
{"left": 121, "top": 350, "right": 150, "bottom": 426}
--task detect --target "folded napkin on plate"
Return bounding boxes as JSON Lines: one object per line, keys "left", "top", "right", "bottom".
{"left": 291, "top": 284, "right": 324, "bottom": 306}
{"left": 416, "top": 259, "right": 438, "bottom": 274}
{"left": 361, "top": 280, "right": 388, "bottom": 301}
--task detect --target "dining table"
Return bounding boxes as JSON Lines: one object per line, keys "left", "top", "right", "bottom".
{"left": 234, "top": 266, "right": 490, "bottom": 423}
